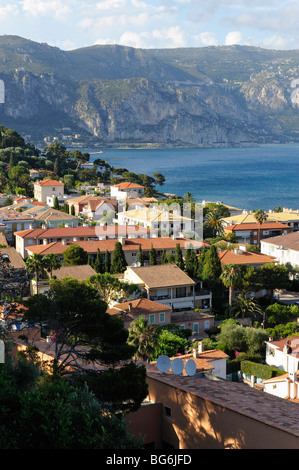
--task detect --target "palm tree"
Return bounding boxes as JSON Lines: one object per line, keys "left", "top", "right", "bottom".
{"left": 127, "top": 316, "right": 160, "bottom": 363}
{"left": 206, "top": 210, "right": 225, "bottom": 237}
{"left": 254, "top": 209, "right": 268, "bottom": 248}
{"left": 25, "top": 253, "right": 48, "bottom": 294}
{"left": 44, "top": 253, "right": 62, "bottom": 278}
{"left": 220, "top": 264, "right": 242, "bottom": 317}
{"left": 183, "top": 191, "right": 195, "bottom": 203}
{"left": 231, "top": 294, "right": 263, "bottom": 320}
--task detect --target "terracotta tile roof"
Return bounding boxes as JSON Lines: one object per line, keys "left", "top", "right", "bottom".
{"left": 0, "top": 206, "right": 35, "bottom": 220}
{"left": 266, "top": 337, "right": 299, "bottom": 359}
{"left": 34, "top": 179, "right": 64, "bottom": 186}
{"left": 146, "top": 363, "right": 299, "bottom": 436}
{"left": 113, "top": 182, "right": 145, "bottom": 189}
{"left": 51, "top": 264, "right": 97, "bottom": 281}
{"left": 33, "top": 208, "right": 78, "bottom": 221}
{"left": 26, "top": 237, "right": 201, "bottom": 256}
{"left": 224, "top": 222, "right": 290, "bottom": 231}
{"left": 170, "top": 311, "right": 214, "bottom": 322}
{"left": 224, "top": 212, "right": 299, "bottom": 224}
{"left": 107, "top": 298, "right": 172, "bottom": 317}
{"left": 218, "top": 249, "right": 278, "bottom": 265}
{"left": 84, "top": 198, "right": 117, "bottom": 212}
{"left": 127, "top": 264, "right": 196, "bottom": 288}
{"left": 0, "top": 247, "right": 26, "bottom": 268}
{"left": 14, "top": 224, "right": 150, "bottom": 239}
{"left": 260, "top": 231, "right": 299, "bottom": 251}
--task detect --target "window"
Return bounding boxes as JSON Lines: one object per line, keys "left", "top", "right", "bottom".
{"left": 193, "top": 323, "right": 199, "bottom": 334}
{"left": 52, "top": 187, "right": 56, "bottom": 191}
{"left": 176, "top": 287, "right": 186, "bottom": 298}
{"left": 131, "top": 252, "right": 137, "bottom": 257}
{"left": 159, "top": 312, "right": 165, "bottom": 323}
{"left": 164, "top": 406, "right": 171, "bottom": 418}
{"left": 149, "top": 314, "right": 155, "bottom": 324}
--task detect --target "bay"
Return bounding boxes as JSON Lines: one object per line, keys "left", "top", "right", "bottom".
{"left": 83, "top": 144, "right": 299, "bottom": 212}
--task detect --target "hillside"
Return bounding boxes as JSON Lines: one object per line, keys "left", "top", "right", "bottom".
{"left": 0, "top": 35, "right": 298, "bottom": 146}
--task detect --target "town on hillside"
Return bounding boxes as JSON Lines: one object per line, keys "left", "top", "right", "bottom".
{"left": 1, "top": 127, "right": 299, "bottom": 450}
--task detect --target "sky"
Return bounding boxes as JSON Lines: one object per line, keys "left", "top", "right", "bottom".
{"left": 0, "top": 0, "right": 299, "bottom": 51}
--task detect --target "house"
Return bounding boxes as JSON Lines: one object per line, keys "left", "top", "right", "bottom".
{"left": 24, "top": 236, "right": 204, "bottom": 268}
{"left": 66, "top": 194, "right": 106, "bottom": 216}
{"left": 223, "top": 222, "right": 290, "bottom": 245}
{"left": 125, "top": 361, "right": 299, "bottom": 449}
{"left": 33, "top": 207, "right": 79, "bottom": 228}
{"left": 222, "top": 209, "right": 299, "bottom": 232}
{"left": 265, "top": 336, "right": 299, "bottom": 374}
{"left": 107, "top": 298, "right": 172, "bottom": 329}
{"left": 110, "top": 181, "right": 145, "bottom": 201}
{"left": 151, "top": 342, "right": 228, "bottom": 380}
{"left": 123, "top": 264, "right": 212, "bottom": 311}
{"left": 14, "top": 225, "right": 151, "bottom": 259}
{"left": 170, "top": 310, "right": 215, "bottom": 336}
{"left": 33, "top": 179, "right": 64, "bottom": 203}
{"left": 218, "top": 245, "right": 278, "bottom": 267}
{"left": 29, "top": 169, "right": 40, "bottom": 179}
{"left": 0, "top": 205, "right": 36, "bottom": 244}
{"left": 263, "top": 370, "right": 299, "bottom": 402}
{"left": 81, "top": 198, "right": 117, "bottom": 222}
{"left": 260, "top": 231, "right": 299, "bottom": 268}
{"left": 117, "top": 206, "right": 195, "bottom": 238}
{"left": 127, "top": 197, "right": 159, "bottom": 210}
{"left": 30, "top": 264, "right": 97, "bottom": 295}
{"left": 202, "top": 200, "right": 243, "bottom": 217}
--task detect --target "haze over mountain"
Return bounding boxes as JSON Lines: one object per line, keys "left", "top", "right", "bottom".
{"left": 0, "top": 35, "right": 298, "bottom": 146}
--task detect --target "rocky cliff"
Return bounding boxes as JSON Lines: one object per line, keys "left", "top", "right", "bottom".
{"left": 0, "top": 36, "right": 298, "bottom": 146}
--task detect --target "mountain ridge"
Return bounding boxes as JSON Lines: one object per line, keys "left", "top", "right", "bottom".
{"left": 0, "top": 36, "right": 298, "bottom": 146}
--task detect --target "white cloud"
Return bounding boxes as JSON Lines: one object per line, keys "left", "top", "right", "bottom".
{"left": 21, "top": 0, "right": 71, "bottom": 19}
{"left": 0, "top": 4, "right": 19, "bottom": 20}
{"left": 196, "top": 32, "right": 218, "bottom": 46}
{"left": 225, "top": 31, "right": 242, "bottom": 45}
{"left": 152, "top": 26, "right": 185, "bottom": 48}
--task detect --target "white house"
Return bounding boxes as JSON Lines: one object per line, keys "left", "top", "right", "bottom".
{"left": 263, "top": 370, "right": 299, "bottom": 401}
{"left": 261, "top": 231, "right": 299, "bottom": 268}
{"left": 110, "top": 182, "right": 145, "bottom": 201}
{"left": 265, "top": 336, "right": 299, "bottom": 374}
{"left": 34, "top": 179, "right": 65, "bottom": 203}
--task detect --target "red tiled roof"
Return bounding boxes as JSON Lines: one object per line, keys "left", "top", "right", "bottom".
{"left": 107, "top": 298, "right": 172, "bottom": 316}
{"left": 113, "top": 182, "right": 145, "bottom": 189}
{"left": 218, "top": 249, "right": 278, "bottom": 265}
{"left": 224, "top": 222, "right": 290, "bottom": 231}
{"left": 34, "top": 179, "right": 64, "bottom": 186}
{"left": 25, "top": 237, "right": 201, "bottom": 256}
{"left": 14, "top": 224, "right": 150, "bottom": 239}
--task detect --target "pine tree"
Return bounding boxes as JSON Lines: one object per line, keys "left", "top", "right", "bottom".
{"left": 149, "top": 244, "right": 157, "bottom": 266}
{"left": 174, "top": 243, "right": 184, "bottom": 270}
{"left": 111, "top": 242, "right": 127, "bottom": 274}
{"left": 137, "top": 244, "right": 144, "bottom": 266}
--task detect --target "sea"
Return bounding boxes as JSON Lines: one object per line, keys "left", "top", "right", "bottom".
{"left": 78, "top": 143, "right": 299, "bottom": 212}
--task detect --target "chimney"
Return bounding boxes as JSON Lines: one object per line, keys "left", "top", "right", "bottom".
{"left": 193, "top": 348, "right": 198, "bottom": 359}
{"left": 198, "top": 341, "right": 204, "bottom": 354}
{"left": 128, "top": 302, "right": 132, "bottom": 312}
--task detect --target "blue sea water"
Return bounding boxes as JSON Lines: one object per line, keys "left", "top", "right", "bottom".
{"left": 85, "top": 144, "right": 299, "bottom": 212}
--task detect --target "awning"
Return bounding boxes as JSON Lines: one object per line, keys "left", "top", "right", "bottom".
{"left": 172, "top": 301, "right": 194, "bottom": 310}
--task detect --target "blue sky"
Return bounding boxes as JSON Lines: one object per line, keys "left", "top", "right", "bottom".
{"left": 1, "top": 0, "right": 298, "bottom": 51}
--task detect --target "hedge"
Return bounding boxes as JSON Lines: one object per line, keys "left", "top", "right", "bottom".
{"left": 241, "top": 360, "right": 286, "bottom": 380}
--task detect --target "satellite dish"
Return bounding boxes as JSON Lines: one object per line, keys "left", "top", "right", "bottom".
{"left": 185, "top": 359, "right": 197, "bottom": 377}
{"left": 171, "top": 357, "right": 184, "bottom": 375}
{"left": 156, "top": 355, "right": 171, "bottom": 373}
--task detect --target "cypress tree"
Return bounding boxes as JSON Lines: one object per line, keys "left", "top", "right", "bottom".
{"left": 161, "top": 249, "right": 167, "bottom": 264}
{"left": 104, "top": 249, "right": 111, "bottom": 273}
{"left": 174, "top": 243, "right": 184, "bottom": 270}
{"left": 93, "top": 248, "right": 103, "bottom": 273}
{"left": 70, "top": 204, "right": 75, "bottom": 216}
{"left": 53, "top": 196, "right": 59, "bottom": 210}
{"left": 111, "top": 241, "right": 127, "bottom": 274}
{"left": 137, "top": 244, "right": 144, "bottom": 266}
{"left": 149, "top": 244, "right": 157, "bottom": 266}
{"left": 185, "top": 246, "right": 198, "bottom": 278}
